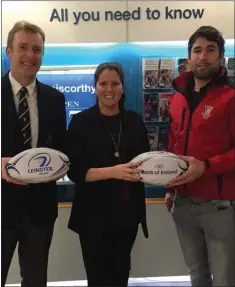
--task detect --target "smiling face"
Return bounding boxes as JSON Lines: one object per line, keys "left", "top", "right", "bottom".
{"left": 188, "top": 36, "right": 223, "bottom": 80}
{"left": 96, "top": 68, "right": 123, "bottom": 113}
{"left": 6, "top": 30, "right": 43, "bottom": 84}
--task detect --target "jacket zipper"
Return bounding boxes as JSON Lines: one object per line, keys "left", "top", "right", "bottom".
{"left": 181, "top": 108, "right": 186, "bottom": 130}
{"left": 182, "top": 111, "right": 192, "bottom": 195}
{"left": 183, "top": 111, "right": 193, "bottom": 155}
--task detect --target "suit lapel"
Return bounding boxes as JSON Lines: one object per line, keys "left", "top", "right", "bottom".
{"left": 2, "top": 73, "right": 17, "bottom": 119}
{"left": 2, "top": 76, "right": 51, "bottom": 149}
{"left": 1, "top": 73, "right": 25, "bottom": 155}
{"left": 2, "top": 73, "right": 19, "bottom": 133}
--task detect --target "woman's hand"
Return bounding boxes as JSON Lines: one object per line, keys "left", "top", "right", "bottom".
{"left": 111, "top": 162, "right": 142, "bottom": 182}
{"left": 85, "top": 162, "right": 142, "bottom": 182}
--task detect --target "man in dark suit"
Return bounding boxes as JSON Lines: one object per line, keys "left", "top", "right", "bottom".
{"left": 1, "top": 21, "right": 66, "bottom": 287}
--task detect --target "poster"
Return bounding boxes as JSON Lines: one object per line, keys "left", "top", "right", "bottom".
{"left": 146, "top": 124, "right": 159, "bottom": 151}
{"left": 158, "top": 93, "right": 174, "bottom": 122}
{"left": 158, "top": 58, "right": 174, "bottom": 88}
{"left": 37, "top": 69, "right": 96, "bottom": 127}
{"left": 143, "top": 91, "right": 158, "bottom": 121}
{"left": 142, "top": 58, "right": 159, "bottom": 88}
{"left": 177, "top": 58, "right": 191, "bottom": 76}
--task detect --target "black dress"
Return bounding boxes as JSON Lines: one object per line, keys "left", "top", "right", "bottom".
{"left": 66, "top": 105, "right": 150, "bottom": 286}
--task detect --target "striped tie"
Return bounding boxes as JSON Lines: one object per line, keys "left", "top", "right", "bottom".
{"left": 18, "top": 87, "right": 31, "bottom": 149}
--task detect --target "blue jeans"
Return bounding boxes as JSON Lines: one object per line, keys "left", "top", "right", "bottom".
{"left": 171, "top": 196, "right": 235, "bottom": 287}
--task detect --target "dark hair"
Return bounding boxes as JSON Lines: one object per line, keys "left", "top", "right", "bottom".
{"left": 94, "top": 62, "right": 125, "bottom": 111}
{"left": 188, "top": 26, "right": 225, "bottom": 57}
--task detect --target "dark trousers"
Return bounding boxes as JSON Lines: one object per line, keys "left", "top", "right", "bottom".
{"left": 2, "top": 218, "right": 54, "bottom": 287}
{"left": 79, "top": 224, "right": 138, "bottom": 286}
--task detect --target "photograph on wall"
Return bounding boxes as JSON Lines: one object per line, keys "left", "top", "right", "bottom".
{"left": 226, "top": 57, "right": 235, "bottom": 84}
{"left": 158, "top": 58, "right": 174, "bottom": 88}
{"left": 158, "top": 127, "right": 169, "bottom": 151}
{"left": 158, "top": 93, "right": 174, "bottom": 122}
{"left": 146, "top": 124, "right": 159, "bottom": 151}
{"left": 177, "top": 58, "right": 191, "bottom": 76}
{"left": 142, "top": 58, "right": 159, "bottom": 88}
{"left": 143, "top": 91, "right": 158, "bottom": 121}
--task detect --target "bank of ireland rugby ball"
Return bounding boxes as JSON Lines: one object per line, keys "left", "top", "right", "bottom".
{"left": 5, "top": 148, "right": 70, "bottom": 183}
{"left": 131, "top": 152, "right": 188, "bottom": 185}
{"left": 131, "top": 151, "right": 178, "bottom": 163}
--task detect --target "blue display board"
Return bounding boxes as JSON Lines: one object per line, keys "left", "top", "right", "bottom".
{"left": 37, "top": 70, "right": 96, "bottom": 126}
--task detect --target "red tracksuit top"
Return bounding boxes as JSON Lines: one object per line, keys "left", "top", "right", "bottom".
{"left": 169, "top": 68, "right": 235, "bottom": 200}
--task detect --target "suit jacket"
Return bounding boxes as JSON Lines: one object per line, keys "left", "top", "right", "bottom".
{"left": 1, "top": 73, "right": 67, "bottom": 230}
{"left": 67, "top": 105, "right": 150, "bottom": 238}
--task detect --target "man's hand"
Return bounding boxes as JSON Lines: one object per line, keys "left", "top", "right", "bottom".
{"left": 1, "top": 157, "right": 27, "bottom": 185}
{"left": 165, "top": 155, "right": 205, "bottom": 188}
{"left": 165, "top": 192, "right": 174, "bottom": 212}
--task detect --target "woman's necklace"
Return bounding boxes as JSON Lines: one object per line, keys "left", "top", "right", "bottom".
{"left": 100, "top": 114, "right": 122, "bottom": 158}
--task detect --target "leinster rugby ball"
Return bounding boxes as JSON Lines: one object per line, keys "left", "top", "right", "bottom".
{"left": 131, "top": 152, "right": 188, "bottom": 185}
{"left": 5, "top": 148, "right": 70, "bottom": 183}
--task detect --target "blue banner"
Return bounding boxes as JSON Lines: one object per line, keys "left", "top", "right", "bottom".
{"left": 37, "top": 70, "right": 96, "bottom": 126}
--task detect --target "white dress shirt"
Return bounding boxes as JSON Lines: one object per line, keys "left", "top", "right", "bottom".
{"left": 9, "top": 72, "right": 38, "bottom": 148}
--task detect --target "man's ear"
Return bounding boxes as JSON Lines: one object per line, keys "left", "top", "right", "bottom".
{"left": 219, "top": 53, "right": 224, "bottom": 62}
{"left": 6, "top": 46, "right": 11, "bottom": 59}
{"left": 188, "top": 54, "right": 191, "bottom": 64}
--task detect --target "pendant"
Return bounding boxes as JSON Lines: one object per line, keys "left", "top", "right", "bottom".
{"left": 115, "top": 152, "right": 120, "bottom": 157}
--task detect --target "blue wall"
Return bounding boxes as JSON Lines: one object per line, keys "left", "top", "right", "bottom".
{"left": 2, "top": 41, "right": 234, "bottom": 114}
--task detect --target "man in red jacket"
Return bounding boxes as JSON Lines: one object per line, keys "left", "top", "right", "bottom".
{"left": 165, "top": 26, "right": 235, "bottom": 286}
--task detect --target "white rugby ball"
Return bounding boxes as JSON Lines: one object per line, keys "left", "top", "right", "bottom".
{"left": 131, "top": 151, "right": 178, "bottom": 163}
{"left": 132, "top": 155, "right": 188, "bottom": 186}
{"left": 5, "top": 148, "right": 70, "bottom": 183}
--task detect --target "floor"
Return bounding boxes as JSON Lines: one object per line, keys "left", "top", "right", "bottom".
{"left": 6, "top": 276, "right": 191, "bottom": 286}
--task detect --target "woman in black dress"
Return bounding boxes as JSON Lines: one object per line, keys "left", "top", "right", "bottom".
{"left": 66, "top": 62, "right": 150, "bottom": 286}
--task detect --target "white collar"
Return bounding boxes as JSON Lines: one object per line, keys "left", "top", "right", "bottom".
{"left": 9, "top": 71, "right": 36, "bottom": 97}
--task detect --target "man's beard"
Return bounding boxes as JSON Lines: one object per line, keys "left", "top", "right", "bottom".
{"left": 193, "top": 64, "right": 219, "bottom": 80}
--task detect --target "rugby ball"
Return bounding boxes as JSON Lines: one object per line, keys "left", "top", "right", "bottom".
{"left": 131, "top": 151, "right": 178, "bottom": 163}
{"left": 5, "top": 148, "right": 70, "bottom": 183}
{"left": 131, "top": 152, "right": 188, "bottom": 185}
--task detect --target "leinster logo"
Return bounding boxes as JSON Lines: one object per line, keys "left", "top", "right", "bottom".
{"left": 28, "top": 153, "right": 53, "bottom": 174}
